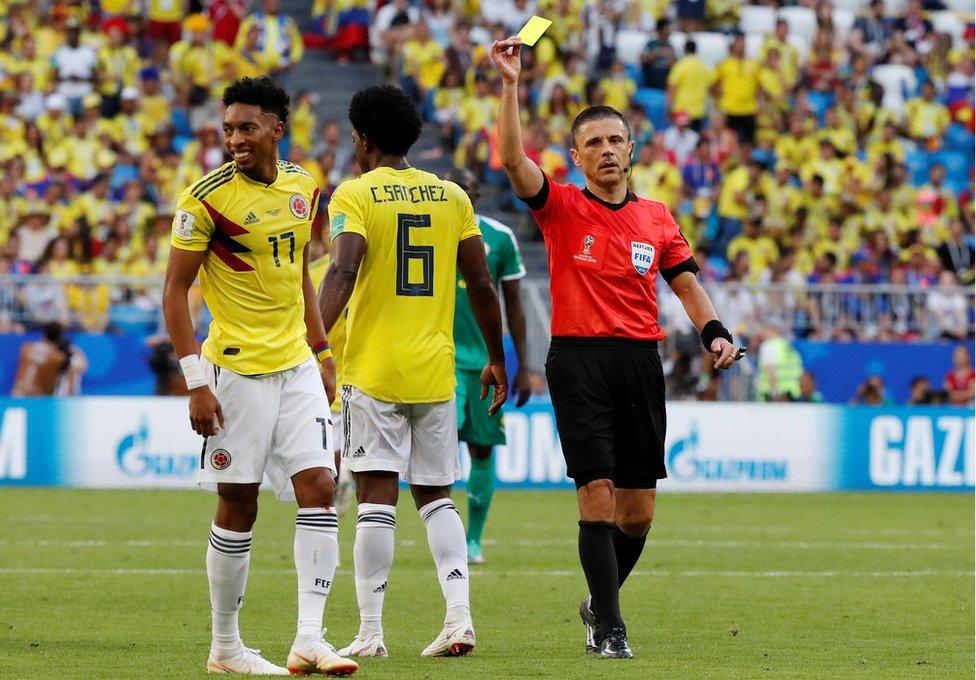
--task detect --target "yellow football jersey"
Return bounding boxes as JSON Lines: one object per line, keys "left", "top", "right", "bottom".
{"left": 328, "top": 166, "right": 480, "bottom": 403}
{"left": 170, "top": 160, "right": 321, "bottom": 375}
{"left": 309, "top": 254, "right": 348, "bottom": 410}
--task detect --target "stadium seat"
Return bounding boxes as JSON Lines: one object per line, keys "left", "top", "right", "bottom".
{"left": 882, "top": 0, "right": 908, "bottom": 14}
{"left": 777, "top": 6, "right": 817, "bottom": 45}
{"left": 616, "top": 29, "right": 649, "bottom": 67}
{"left": 945, "top": 123, "right": 976, "bottom": 157}
{"left": 905, "top": 149, "right": 932, "bottom": 185}
{"left": 871, "top": 64, "right": 916, "bottom": 115}
{"left": 669, "top": 31, "right": 687, "bottom": 58}
{"left": 930, "top": 10, "right": 966, "bottom": 49}
{"left": 832, "top": 0, "right": 871, "bottom": 11}
{"left": 788, "top": 34, "right": 811, "bottom": 65}
{"left": 942, "top": 0, "right": 974, "bottom": 11}
{"left": 934, "top": 151, "right": 971, "bottom": 193}
{"left": 832, "top": 9, "right": 856, "bottom": 41}
{"left": 691, "top": 32, "right": 730, "bottom": 68}
{"left": 633, "top": 88, "right": 669, "bottom": 130}
{"left": 745, "top": 32, "right": 764, "bottom": 61}
{"left": 807, "top": 91, "right": 834, "bottom": 125}
{"left": 739, "top": 5, "right": 777, "bottom": 36}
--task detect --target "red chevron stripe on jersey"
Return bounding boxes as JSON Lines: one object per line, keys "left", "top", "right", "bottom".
{"left": 201, "top": 200, "right": 254, "bottom": 272}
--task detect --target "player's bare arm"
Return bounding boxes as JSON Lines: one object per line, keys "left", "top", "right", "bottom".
{"left": 302, "top": 244, "right": 336, "bottom": 404}
{"left": 162, "top": 246, "right": 224, "bottom": 436}
{"left": 490, "top": 37, "right": 544, "bottom": 199}
{"left": 501, "top": 278, "right": 531, "bottom": 407}
{"left": 318, "top": 232, "right": 366, "bottom": 333}
{"left": 668, "top": 270, "right": 745, "bottom": 370}
{"left": 458, "top": 236, "right": 508, "bottom": 416}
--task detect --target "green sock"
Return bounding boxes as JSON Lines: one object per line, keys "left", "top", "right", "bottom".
{"left": 466, "top": 454, "right": 495, "bottom": 546}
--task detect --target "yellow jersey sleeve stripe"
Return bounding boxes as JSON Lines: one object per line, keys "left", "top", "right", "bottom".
{"left": 187, "top": 163, "right": 234, "bottom": 195}
{"left": 277, "top": 160, "right": 313, "bottom": 178}
{"left": 191, "top": 165, "right": 237, "bottom": 200}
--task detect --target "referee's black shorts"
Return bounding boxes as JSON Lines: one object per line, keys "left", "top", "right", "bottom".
{"left": 545, "top": 337, "right": 667, "bottom": 489}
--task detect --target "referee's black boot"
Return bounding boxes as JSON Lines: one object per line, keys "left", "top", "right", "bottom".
{"left": 598, "top": 627, "right": 633, "bottom": 659}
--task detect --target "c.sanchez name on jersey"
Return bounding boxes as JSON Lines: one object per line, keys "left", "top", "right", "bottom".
{"left": 171, "top": 160, "right": 321, "bottom": 375}
{"left": 327, "top": 165, "right": 481, "bottom": 403}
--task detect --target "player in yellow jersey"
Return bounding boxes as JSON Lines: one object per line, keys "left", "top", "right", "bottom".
{"left": 318, "top": 85, "right": 507, "bottom": 659}
{"left": 162, "top": 77, "right": 358, "bottom": 677}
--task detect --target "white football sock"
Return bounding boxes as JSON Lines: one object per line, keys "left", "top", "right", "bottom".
{"left": 353, "top": 503, "right": 396, "bottom": 638}
{"left": 294, "top": 507, "right": 339, "bottom": 639}
{"left": 419, "top": 499, "right": 470, "bottom": 625}
{"left": 207, "top": 523, "right": 251, "bottom": 657}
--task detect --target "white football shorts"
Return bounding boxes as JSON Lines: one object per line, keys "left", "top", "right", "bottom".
{"left": 341, "top": 385, "right": 460, "bottom": 486}
{"left": 197, "top": 356, "right": 335, "bottom": 500}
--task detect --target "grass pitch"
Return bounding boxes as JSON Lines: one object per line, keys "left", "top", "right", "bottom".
{"left": 0, "top": 489, "right": 972, "bottom": 679}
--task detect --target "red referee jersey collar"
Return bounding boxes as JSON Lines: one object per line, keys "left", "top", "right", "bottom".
{"left": 582, "top": 186, "right": 638, "bottom": 211}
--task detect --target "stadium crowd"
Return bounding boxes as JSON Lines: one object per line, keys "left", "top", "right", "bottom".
{"left": 0, "top": 0, "right": 353, "bottom": 334}
{"left": 0, "top": 0, "right": 972, "bottom": 347}
{"left": 353, "top": 0, "right": 975, "bottom": 340}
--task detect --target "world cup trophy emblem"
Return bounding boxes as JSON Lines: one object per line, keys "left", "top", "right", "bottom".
{"left": 582, "top": 234, "right": 595, "bottom": 256}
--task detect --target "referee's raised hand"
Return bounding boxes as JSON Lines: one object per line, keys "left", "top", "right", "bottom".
{"left": 490, "top": 37, "right": 523, "bottom": 83}
{"left": 480, "top": 362, "right": 509, "bottom": 416}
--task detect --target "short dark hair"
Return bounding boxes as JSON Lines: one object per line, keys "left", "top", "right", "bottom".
{"left": 685, "top": 39, "right": 697, "bottom": 54}
{"left": 223, "top": 76, "right": 290, "bottom": 125}
{"left": 348, "top": 85, "right": 422, "bottom": 156}
{"left": 570, "top": 106, "right": 631, "bottom": 147}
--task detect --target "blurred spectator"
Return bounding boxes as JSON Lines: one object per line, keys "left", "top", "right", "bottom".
{"left": 51, "top": 19, "right": 98, "bottom": 116}
{"left": 641, "top": 18, "right": 675, "bottom": 90}
{"left": 936, "top": 220, "right": 975, "bottom": 284}
{"left": 667, "top": 40, "right": 710, "bottom": 130}
{"left": 944, "top": 345, "right": 975, "bottom": 406}
{"left": 147, "top": 335, "right": 188, "bottom": 396}
{"left": 235, "top": 0, "right": 305, "bottom": 86}
{"left": 796, "top": 371, "right": 824, "bottom": 403}
{"left": 850, "top": 375, "right": 891, "bottom": 406}
{"left": 926, "top": 271, "right": 969, "bottom": 340}
{"left": 712, "top": 33, "right": 759, "bottom": 144}
{"left": 907, "top": 376, "right": 936, "bottom": 405}
{"left": 148, "top": 0, "right": 188, "bottom": 45}
{"left": 10, "top": 321, "right": 88, "bottom": 396}
{"left": 756, "top": 324, "right": 804, "bottom": 401}
{"left": 207, "top": 0, "right": 247, "bottom": 46}
{"left": 662, "top": 110, "right": 699, "bottom": 167}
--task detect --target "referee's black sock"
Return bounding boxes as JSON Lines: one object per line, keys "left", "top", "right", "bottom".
{"left": 614, "top": 525, "right": 648, "bottom": 589}
{"left": 578, "top": 520, "right": 624, "bottom": 638}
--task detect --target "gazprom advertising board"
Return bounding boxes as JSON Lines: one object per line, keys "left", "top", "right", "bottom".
{"left": 0, "top": 398, "right": 971, "bottom": 492}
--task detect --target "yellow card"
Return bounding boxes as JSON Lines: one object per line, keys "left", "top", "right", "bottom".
{"left": 517, "top": 15, "right": 552, "bottom": 47}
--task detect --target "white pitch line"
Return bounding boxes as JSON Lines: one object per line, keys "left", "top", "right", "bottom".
{"left": 482, "top": 538, "right": 962, "bottom": 550}
{"left": 0, "top": 537, "right": 964, "bottom": 551}
{"left": 0, "top": 567, "right": 971, "bottom": 578}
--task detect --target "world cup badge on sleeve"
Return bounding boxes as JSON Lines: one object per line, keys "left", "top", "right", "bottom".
{"left": 631, "top": 241, "right": 655, "bottom": 276}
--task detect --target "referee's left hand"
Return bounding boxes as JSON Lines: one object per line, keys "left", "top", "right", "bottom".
{"left": 710, "top": 338, "right": 745, "bottom": 370}
{"left": 480, "top": 363, "right": 509, "bottom": 416}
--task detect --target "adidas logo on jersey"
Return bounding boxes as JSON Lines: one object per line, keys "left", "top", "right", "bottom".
{"left": 373, "top": 581, "right": 387, "bottom": 593}
{"left": 243, "top": 211, "right": 260, "bottom": 225}
{"left": 352, "top": 446, "right": 366, "bottom": 458}
{"left": 446, "top": 569, "right": 465, "bottom": 581}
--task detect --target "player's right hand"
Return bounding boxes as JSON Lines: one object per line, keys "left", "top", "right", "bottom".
{"left": 188, "top": 386, "right": 224, "bottom": 437}
{"left": 490, "top": 37, "right": 522, "bottom": 84}
{"left": 480, "top": 363, "right": 509, "bottom": 416}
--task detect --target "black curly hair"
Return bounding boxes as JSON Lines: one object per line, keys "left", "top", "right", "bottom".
{"left": 348, "top": 85, "right": 422, "bottom": 156}
{"left": 223, "top": 76, "right": 290, "bottom": 125}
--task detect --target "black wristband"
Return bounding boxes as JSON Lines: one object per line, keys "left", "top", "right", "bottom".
{"left": 700, "top": 319, "right": 733, "bottom": 351}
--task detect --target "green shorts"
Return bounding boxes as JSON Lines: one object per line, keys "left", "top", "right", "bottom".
{"left": 456, "top": 368, "right": 506, "bottom": 447}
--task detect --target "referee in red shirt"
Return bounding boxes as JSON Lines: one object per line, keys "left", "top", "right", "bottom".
{"left": 491, "top": 38, "right": 744, "bottom": 658}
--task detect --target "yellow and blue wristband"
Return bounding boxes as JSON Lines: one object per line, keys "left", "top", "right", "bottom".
{"left": 313, "top": 341, "right": 333, "bottom": 364}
